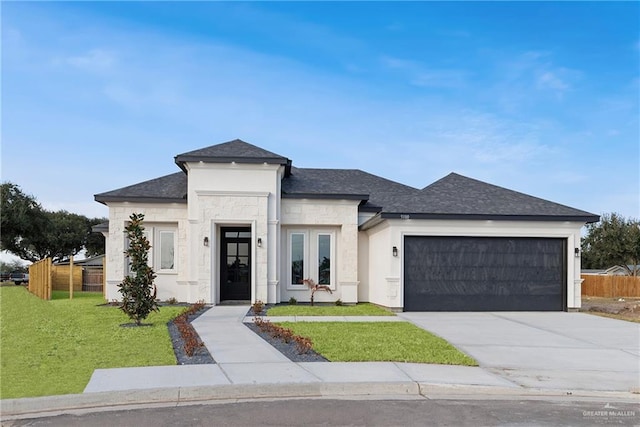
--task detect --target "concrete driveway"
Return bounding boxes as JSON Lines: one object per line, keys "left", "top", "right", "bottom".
{"left": 398, "top": 312, "right": 640, "bottom": 392}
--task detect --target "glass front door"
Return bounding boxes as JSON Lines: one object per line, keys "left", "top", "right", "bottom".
{"left": 220, "top": 227, "right": 252, "bottom": 301}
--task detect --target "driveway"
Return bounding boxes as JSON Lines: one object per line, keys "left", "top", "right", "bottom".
{"left": 398, "top": 312, "right": 640, "bottom": 392}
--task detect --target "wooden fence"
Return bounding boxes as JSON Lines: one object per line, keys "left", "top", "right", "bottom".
{"left": 82, "top": 269, "right": 104, "bottom": 292}
{"left": 581, "top": 274, "right": 640, "bottom": 297}
{"left": 29, "top": 258, "right": 52, "bottom": 300}
{"left": 52, "top": 264, "right": 83, "bottom": 291}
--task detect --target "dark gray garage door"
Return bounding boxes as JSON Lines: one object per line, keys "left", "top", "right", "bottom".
{"left": 404, "top": 236, "right": 566, "bottom": 311}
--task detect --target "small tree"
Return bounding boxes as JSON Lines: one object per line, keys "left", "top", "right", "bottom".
{"left": 118, "top": 213, "right": 159, "bottom": 325}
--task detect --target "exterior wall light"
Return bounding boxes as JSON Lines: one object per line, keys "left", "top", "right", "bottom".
{"left": 203, "top": 237, "right": 209, "bottom": 247}
{"left": 257, "top": 238, "right": 263, "bottom": 248}
{"left": 392, "top": 246, "right": 398, "bottom": 257}
{"left": 574, "top": 247, "right": 580, "bottom": 257}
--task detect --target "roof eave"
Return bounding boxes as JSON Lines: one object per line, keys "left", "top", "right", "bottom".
{"left": 175, "top": 155, "right": 290, "bottom": 168}
{"left": 282, "top": 192, "right": 369, "bottom": 201}
{"left": 359, "top": 213, "right": 384, "bottom": 231}
{"left": 379, "top": 212, "right": 600, "bottom": 223}
{"left": 94, "top": 195, "right": 187, "bottom": 205}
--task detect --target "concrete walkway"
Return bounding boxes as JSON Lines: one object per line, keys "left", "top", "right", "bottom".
{"left": 84, "top": 306, "right": 511, "bottom": 393}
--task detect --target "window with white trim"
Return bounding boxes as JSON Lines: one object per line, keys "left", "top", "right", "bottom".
{"left": 157, "top": 229, "right": 176, "bottom": 272}
{"left": 288, "top": 229, "right": 335, "bottom": 289}
{"left": 124, "top": 224, "right": 177, "bottom": 275}
{"left": 289, "top": 231, "right": 307, "bottom": 286}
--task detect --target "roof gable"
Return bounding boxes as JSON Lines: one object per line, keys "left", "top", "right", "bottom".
{"left": 174, "top": 139, "right": 291, "bottom": 172}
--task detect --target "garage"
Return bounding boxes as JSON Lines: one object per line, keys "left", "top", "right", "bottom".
{"left": 403, "top": 236, "right": 566, "bottom": 311}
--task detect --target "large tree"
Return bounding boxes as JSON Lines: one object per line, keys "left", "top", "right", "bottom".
{"left": 581, "top": 213, "right": 640, "bottom": 276}
{"left": 1, "top": 182, "right": 107, "bottom": 262}
{"left": 1, "top": 182, "right": 48, "bottom": 260}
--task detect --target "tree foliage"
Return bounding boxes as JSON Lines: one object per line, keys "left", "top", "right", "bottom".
{"left": 118, "top": 213, "right": 159, "bottom": 325}
{"left": 1, "top": 182, "right": 48, "bottom": 260}
{"left": 85, "top": 217, "right": 108, "bottom": 258}
{"left": 0, "top": 260, "right": 28, "bottom": 273}
{"left": 581, "top": 213, "right": 640, "bottom": 276}
{"left": 1, "top": 182, "right": 106, "bottom": 262}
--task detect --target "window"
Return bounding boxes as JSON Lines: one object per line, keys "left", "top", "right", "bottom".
{"left": 288, "top": 230, "right": 335, "bottom": 289}
{"left": 290, "top": 233, "right": 305, "bottom": 286}
{"left": 318, "top": 234, "right": 331, "bottom": 285}
{"left": 124, "top": 224, "right": 177, "bottom": 275}
{"left": 158, "top": 230, "right": 175, "bottom": 271}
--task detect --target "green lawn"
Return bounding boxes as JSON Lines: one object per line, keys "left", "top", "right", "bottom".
{"left": 277, "top": 322, "right": 477, "bottom": 365}
{"left": 267, "top": 303, "right": 394, "bottom": 317}
{"left": 0, "top": 287, "right": 184, "bottom": 399}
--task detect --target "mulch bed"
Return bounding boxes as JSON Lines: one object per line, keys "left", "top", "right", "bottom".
{"left": 168, "top": 304, "right": 329, "bottom": 364}
{"left": 168, "top": 306, "right": 216, "bottom": 365}
{"left": 244, "top": 322, "right": 328, "bottom": 362}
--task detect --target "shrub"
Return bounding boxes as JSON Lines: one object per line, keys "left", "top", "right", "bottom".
{"left": 335, "top": 299, "right": 343, "bottom": 306}
{"left": 118, "top": 213, "right": 159, "bottom": 325}
{"left": 253, "top": 318, "right": 313, "bottom": 354}
{"left": 252, "top": 300, "right": 265, "bottom": 315}
{"left": 288, "top": 297, "right": 298, "bottom": 305}
{"left": 166, "top": 297, "right": 178, "bottom": 305}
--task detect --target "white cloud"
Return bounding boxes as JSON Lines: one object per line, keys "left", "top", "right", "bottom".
{"left": 66, "top": 48, "right": 116, "bottom": 71}
{"left": 379, "top": 55, "right": 469, "bottom": 88}
{"left": 536, "top": 71, "right": 569, "bottom": 91}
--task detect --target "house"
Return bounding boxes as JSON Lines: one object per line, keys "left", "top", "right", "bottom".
{"left": 94, "top": 139, "right": 599, "bottom": 311}
{"left": 604, "top": 265, "right": 640, "bottom": 276}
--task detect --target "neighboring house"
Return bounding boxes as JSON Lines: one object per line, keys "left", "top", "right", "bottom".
{"left": 604, "top": 265, "right": 640, "bottom": 276}
{"left": 581, "top": 269, "right": 607, "bottom": 276}
{"left": 95, "top": 139, "right": 599, "bottom": 311}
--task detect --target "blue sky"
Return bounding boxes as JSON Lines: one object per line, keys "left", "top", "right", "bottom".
{"left": 2, "top": 1, "right": 639, "bottom": 224}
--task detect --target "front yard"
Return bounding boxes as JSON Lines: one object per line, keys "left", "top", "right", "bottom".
{"left": 0, "top": 287, "right": 184, "bottom": 399}
{"left": 1, "top": 288, "right": 477, "bottom": 399}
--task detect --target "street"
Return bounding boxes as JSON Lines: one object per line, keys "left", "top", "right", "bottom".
{"left": 3, "top": 397, "right": 638, "bottom": 427}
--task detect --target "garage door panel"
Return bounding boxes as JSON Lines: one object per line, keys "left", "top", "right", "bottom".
{"left": 405, "top": 294, "right": 563, "bottom": 311}
{"left": 404, "top": 236, "right": 566, "bottom": 311}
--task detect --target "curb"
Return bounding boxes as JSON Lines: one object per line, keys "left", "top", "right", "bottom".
{"left": 2, "top": 382, "right": 638, "bottom": 420}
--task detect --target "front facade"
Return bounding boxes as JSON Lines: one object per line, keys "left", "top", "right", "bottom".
{"left": 95, "top": 139, "right": 599, "bottom": 311}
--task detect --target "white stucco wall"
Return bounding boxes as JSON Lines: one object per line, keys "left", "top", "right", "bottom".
{"left": 280, "top": 198, "right": 360, "bottom": 303}
{"left": 185, "top": 162, "right": 283, "bottom": 304}
{"left": 364, "top": 219, "right": 585, "bottom": 310}
{"left": 103, "top": 203, "right": 189, "bottom": 302}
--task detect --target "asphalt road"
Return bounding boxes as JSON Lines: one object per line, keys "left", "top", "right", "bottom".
{"left": 3, "top": 397, "right": 638, "bottom": 427}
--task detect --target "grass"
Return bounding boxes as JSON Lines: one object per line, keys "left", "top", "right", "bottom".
{"left": 277, "top": 321, "right": 477, "bottom": 365}
{"left": 0, "top": 286, "right": 184, "bottom": 399}
{"left": 267, "top": 303, "right": 395, "bottom": 317}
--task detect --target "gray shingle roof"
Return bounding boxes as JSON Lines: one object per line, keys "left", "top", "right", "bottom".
{"left": 282, "top": 167, "right": 419, "bottom": 210}
{"left": 377, "top": 172, "right": 599, "bottom": 221}
{"left": 94, "top": 140, "right": 599, "bottom": 224}
{"left": 175, "top": 139, "right": 290, "bottom": 172}
{"left": 94, "top": 172, "right": 187, "bottom": 204}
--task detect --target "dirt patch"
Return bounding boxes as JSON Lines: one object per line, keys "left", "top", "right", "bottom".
{"left": 581, "top": 297, "right": 640, "bottom": 322}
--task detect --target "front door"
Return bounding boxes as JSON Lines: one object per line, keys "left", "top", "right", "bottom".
{"left": 220, "top": 227, "right": 252, "bottom": 301}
